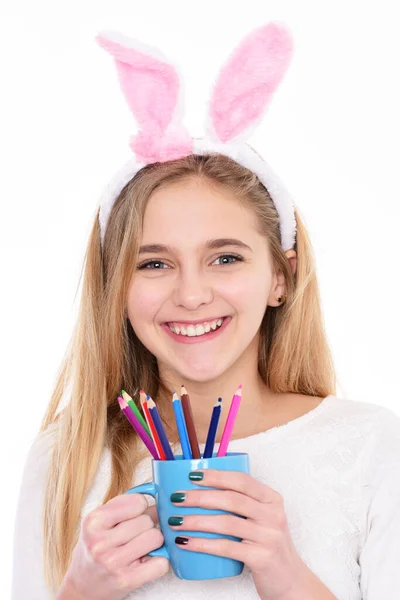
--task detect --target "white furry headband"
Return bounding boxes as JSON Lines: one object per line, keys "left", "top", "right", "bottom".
{"left": 96, "top": 21, "right": 297, "bottom": 251}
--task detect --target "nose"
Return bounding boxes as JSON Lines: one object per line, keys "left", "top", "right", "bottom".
{"left": 172, "top": 268, "right": 214, "bottom": 310}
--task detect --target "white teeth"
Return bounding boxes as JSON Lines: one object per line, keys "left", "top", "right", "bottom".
{"left": 168, "top": 317, "right": 225, "bottom": 337}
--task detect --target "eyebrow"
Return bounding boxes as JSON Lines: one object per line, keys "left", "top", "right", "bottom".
{"left": 138, "top": 238, "right": 253, "bottom": 255}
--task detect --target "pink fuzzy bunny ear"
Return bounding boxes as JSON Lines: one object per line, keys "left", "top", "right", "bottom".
{"left": 96, "top": 31, "right": 192, "bottom": 163}
{"left": 206, "top": 21, "right": 294, "bottom": 144}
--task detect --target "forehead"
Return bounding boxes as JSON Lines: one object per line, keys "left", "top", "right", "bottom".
{"left": 142, "top": 177, "right": 258, "bottom": 238}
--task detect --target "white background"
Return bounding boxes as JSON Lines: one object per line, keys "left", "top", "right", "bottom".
{"left": 1, "top": 0, "right": 399, "bottom": 594}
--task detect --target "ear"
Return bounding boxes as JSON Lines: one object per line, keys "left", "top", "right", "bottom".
{"left": 96, "top": 30, "right": 192, "bottom": 162}
{"left": 205, "top": 21, "right": 294, "bottom": 144}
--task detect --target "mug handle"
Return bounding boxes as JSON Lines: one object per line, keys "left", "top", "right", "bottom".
{"left": 125, "top": 483, "right": 169, "bottom": 560}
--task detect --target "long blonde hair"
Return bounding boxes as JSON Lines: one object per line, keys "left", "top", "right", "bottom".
{"left": 40, "top": 153, "right": 336, "bottom": 591}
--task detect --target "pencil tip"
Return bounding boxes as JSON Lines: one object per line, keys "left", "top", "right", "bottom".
{"left": 122, "top": 389, "right": 132, "bottom": 400}
{"left": 236, "top": 385, "right": 242, "bottom": 396}
{"left": 181, "top": 384, "right": 187, "bottom": 395}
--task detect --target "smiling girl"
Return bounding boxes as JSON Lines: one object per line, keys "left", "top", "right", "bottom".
{"left": 11, "top": 22, "right": 400, "bottom": 600}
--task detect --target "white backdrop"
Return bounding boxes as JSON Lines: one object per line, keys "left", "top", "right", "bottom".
{"left": 1, "top": 0, "right": 399, "bottom": 594}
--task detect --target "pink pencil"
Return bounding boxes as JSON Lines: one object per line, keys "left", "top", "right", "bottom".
{"left": 216, "top": 385, "right": 242, "bottom": 457}
{"left": 117, "top": 396, "right": 158, "bottom": 459}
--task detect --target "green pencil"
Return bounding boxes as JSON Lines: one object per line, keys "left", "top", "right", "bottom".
{"left": 121, "top": 389, "right": 152, "bottom": 438}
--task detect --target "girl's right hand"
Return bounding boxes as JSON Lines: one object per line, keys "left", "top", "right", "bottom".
{"left": 60, "top": 493, "right": 169, "bottom": 600}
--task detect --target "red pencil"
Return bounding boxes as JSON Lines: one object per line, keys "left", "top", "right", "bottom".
{"left": 117, "top": 396, "right": 158, "bottom": 459}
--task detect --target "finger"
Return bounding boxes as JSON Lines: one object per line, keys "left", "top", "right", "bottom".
{"left": 170, "top": 488, "right": 268, "bottom": 521}
{"left": 90, "top": 513, "right": 156, "bottom": 553}
{"left": 173, "top": 534, "right": 251, "bottom": 564}
{"left": 168, "top": 513, "right": 270, "bottom": 544}
{"left": 188, "top": 470, "right": 282, "bottom": 504}
{"left": 85, "top": 493, "right": 148, "bottom": 532}
{"left": 92, "top": 527, "right": 164, "bottom": 570}
{"left": 144, "top": 503, "right": 159, "bottom": 525}
{"left": 117, "top": 556, "right": 170, "bottom": 591}
{"left": 111, "top": 526, "right": 165, "bottom": 566}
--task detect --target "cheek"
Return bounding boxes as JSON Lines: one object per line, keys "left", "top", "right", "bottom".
{"left": 126, "top": 280, "right": 166, "bottom": 326}
{"left": 221, "top": 272, "right": 269, "bottom": 308}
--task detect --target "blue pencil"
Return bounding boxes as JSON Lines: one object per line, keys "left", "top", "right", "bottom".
{"left": 146, "top": 397, "right": 175, "bottom": 460}
{"left": 203, "top": 398, "right": 222, "bottom": 458}
{"left": 172, "top": 392, "right": 192, "bottom": 459}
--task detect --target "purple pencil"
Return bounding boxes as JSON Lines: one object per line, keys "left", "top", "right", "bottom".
{"left": 118, "top": 396, "right": 158, "bottom": 459}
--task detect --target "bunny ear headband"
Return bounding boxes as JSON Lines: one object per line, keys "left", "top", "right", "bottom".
{"left": 96, "top": 21, "right": 297, "bottom": 251}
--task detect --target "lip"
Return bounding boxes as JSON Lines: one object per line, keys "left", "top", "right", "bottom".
{"left": 161, "top": 316, "right": 232, "bottom": 344}
{"left": 163, "top": 316, "right": 229, "bottom": 326}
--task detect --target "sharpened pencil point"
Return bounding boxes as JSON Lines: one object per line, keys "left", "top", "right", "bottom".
{"left": 117, "top": 395, "right": 127, "bottom": 408}
{"left": 172, "top": 391, "right": 180, "bottom": 401}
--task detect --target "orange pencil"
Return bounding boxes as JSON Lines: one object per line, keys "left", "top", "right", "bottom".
{"left": 140, "top": 390, "right": 166, "bottom": 460}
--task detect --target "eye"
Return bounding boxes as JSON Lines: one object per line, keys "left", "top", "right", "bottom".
{"left": 137, "top": 260, "right": 168, "bottom": 270}
{"left": 136, "top": 253, "right": 244, "bottom": 270}
{"left": 212, "top": 253, "right": 244, "bottom": 266}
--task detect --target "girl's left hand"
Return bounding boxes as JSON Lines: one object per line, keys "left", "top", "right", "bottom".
{"left": 169, "top": 469, "right": 306, "bottom": 600}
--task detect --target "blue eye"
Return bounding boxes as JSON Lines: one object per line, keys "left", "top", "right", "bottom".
{"left": 137, "top": 253, "right": 244, "bottom": 270}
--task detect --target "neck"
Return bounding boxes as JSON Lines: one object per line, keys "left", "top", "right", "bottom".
{"left": 156, "top": 354, "right": 280, "bottom": 445}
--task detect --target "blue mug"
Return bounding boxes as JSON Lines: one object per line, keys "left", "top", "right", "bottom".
{"left": 125, "top": 452, "right": 250, "bottom": 580}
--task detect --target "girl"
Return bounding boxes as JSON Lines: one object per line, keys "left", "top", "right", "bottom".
{"left": 11, "top": 22, "right": 400, "bottom": 600}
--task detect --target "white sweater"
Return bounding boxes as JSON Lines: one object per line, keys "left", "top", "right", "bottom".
{"left": 11, "top": 395, "right": 400, "bottom": 600}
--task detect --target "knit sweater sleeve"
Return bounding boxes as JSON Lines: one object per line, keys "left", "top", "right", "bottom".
{"left": 11, "top": 425, "right": 57, "bottom": 600}
{"left": 358, "top": 407, "right": 400, "bottom": 599}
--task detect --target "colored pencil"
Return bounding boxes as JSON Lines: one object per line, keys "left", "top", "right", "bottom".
{"left": 180, "top": 385, "right": 201, "bottom": 459}
{"left": 140, "top": 390, "right": 166, "bottom": 460}
{"left": 146, "top": 397, "right": 175, "bottom": 460}
{"left": 216, "top": 385, "right": 242, "bottom": 457}
{"left": 172, "top": 392, "right": 192, "bottom": 459}
{"left": 117, "top": 396, "right": 158, "bottom": 459}
{"left": 203, "top": 398, "right": 222, "bottom": 458}
{"left": 121, "top": 389, "right": 152, "bottom": 438}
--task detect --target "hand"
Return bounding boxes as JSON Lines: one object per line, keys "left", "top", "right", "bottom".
{"left": 169, "top": 469, "right": 305, "bottom": 599}
{"left": 61, "top": 494, "right": 169, "bottom": 600}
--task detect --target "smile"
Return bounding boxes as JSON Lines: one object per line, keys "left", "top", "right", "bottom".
{"left": 161, "top": 316, "right": 231, "bottom": 344}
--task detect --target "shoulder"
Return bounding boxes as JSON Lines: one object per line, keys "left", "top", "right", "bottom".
{"left": 324, "top": 394, "right": 400, "bottom": 432}
{"left": 322, "top": 395, "right": 400, "bottom": 478}
{"left": 19, "top": 422, "right": 58, "bottom": 491}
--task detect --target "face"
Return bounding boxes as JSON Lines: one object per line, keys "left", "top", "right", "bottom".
{"left": 127, "top": 177, "right": 281, "bottom": 383}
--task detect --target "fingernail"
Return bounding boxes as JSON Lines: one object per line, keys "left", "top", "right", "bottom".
{"left": 175, "top": 536, "right": 189, "bottom": 545}
{"left": 170, "top": 492, "right": 186, "bottom": 503}
{"left": 189, "top": 471, "right": 204, "bottom": 481}
{"left": 168, "top": 516, "right": 183, "bottom": 526}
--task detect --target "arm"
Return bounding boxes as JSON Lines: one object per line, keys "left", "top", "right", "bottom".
{"left": 11, "top": 426, "right": 57, "bottom": 600}
{"left": 267, "top": 559, "right": 337, "bottom": 600}
{"left": 358, "top": 463, "right": 400, "bottom": 599}
{"left": 56, "top": 573, "right": 87, "bottom": 600}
